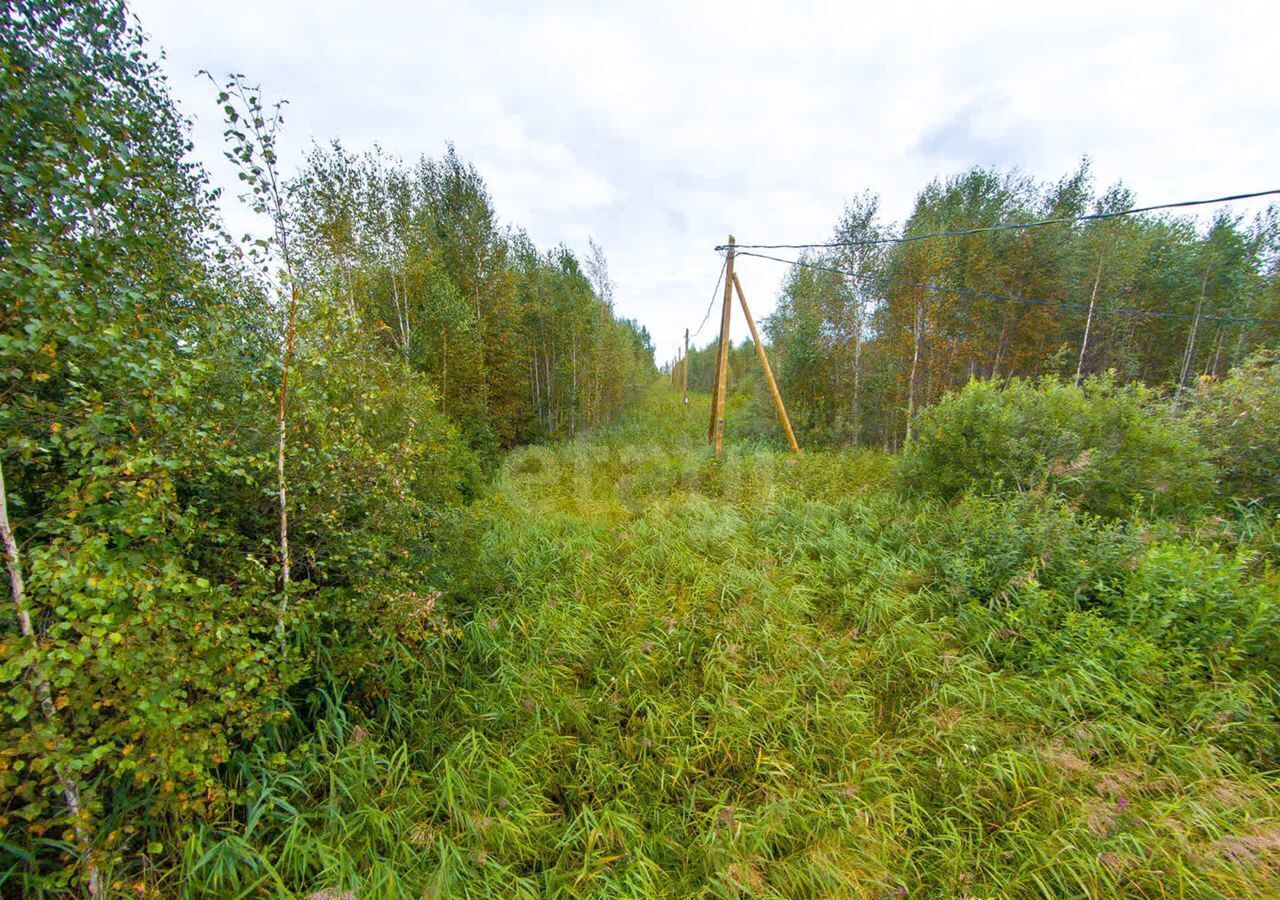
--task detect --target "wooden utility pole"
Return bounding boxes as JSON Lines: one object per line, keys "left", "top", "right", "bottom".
{"left": 682, "top": 328, "right": 689, "bottom": 403}
{"left": 733, "top": 273, "right": 799, "bottom": 453}
{"left": 709, "top": 236, "right": 735, "bottom": 455}
{"left": 706, "top": 346, "right": 720, "bottom": 441}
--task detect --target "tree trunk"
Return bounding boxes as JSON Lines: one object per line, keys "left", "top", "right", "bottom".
{"left": 392, "top": 271, "right": 411, "bottom": 356}
{"left": 1, "top": 461, "right": 100, "bottom": 896}
{"left": 275, "top": 281, "right": 297, "bottom": 635}
{"left": 906, "top": 296, "right": 924, "bottom": 444}
{"left": 341, "top": 254, "right": 357, "bottom": 320}
{"left": 851, "top": 299, "right": 863, "bottom": 446}
{"left": 531, "top": 349, "right": 541, "bottom": 419}
{"left": 545, "top": 334, "right": 554, "bottom": 431}
{"left": 1075, "top": 249, "right": 1107, "bottom": 386}
{"left": 475, "top": 286, "right": 490, "bottom": 420}
{"left": 1232, "top": 294, "right": 1254, "bottom": 370}
{"left": 1178, "top": 269, "right": 1210, "bottom": 396}
{"left": 990, "top": 317, "right": 1009, "bottom": 379}
{"left": 1207, "top": 328, "right": 1224, "bottom": 378}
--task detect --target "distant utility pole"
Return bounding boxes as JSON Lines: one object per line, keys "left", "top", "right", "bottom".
{"left": 682, "top": 328, "right": 689, "bottom": 403}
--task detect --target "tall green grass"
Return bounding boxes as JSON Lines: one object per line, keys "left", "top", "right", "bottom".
{"left": 159, "top": 386, "right": 1279, "bottom": 898}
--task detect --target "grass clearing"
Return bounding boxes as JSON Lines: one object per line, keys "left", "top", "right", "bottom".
{"left": 171, "top": 386, "right": 1280, "bottom": 898}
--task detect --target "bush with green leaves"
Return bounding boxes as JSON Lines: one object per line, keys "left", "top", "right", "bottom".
{"left": 0, "top": 2, "right": 477, "bottom": 889}
{"left": 1192, "top": 350, "right": 1280, "bottom": 508}
{"left": 900, "top": 374, "right": 1214, "bottom": 517}
{"left": 923, "top": 489, "right": 1280, "bottom": 765}
{"left": 0, "top": 1, "right": 286, "bottom": 883}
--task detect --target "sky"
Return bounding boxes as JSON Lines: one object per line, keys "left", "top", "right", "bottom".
{"left": 132, "top": 0, "right": 1280, "bottom": 364}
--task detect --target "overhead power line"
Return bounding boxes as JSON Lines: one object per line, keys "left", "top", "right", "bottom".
{"left": 734, "top": 249, "right": 1280, "bottom": 327}
{"left": 691, "top": 254, "right": 728, "bottom": 338}
{"left": 718, "top": 188, "right": 1280, "bottom": 252}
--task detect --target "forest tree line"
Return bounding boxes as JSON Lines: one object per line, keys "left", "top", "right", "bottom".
{"left": 683, "top": 169, "right": 1279, "bottom": 448}
{"left": 292, "top": 142, "right": 655, "bottom": 456}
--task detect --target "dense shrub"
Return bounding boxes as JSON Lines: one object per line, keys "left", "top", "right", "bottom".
{"left": 1192, "top": 350, "right": 1280, "bottom": 507}
{"left": 1111, "top": 540, "right": 1280, "bottom": 677}
{"left": 0, "top": 3, "right": 476, "bottom": 889}
{"left": 923, "top": 490, "right": 1280, "bottom": 764}
{"left": 900, "top": 375, "right": 1214, "bottom": 517}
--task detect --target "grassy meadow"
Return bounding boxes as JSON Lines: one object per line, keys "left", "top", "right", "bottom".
{"left": 166, "top": 385, "right": 1280, "bottom": 898}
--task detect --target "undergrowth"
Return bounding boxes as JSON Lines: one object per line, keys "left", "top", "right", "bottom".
{"left": 150, "top": 386, "right": 1280, "bottom": 897}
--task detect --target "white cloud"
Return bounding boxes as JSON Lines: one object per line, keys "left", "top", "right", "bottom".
{"left": 134, "top": 0, "right": 1280, "bottom": 363}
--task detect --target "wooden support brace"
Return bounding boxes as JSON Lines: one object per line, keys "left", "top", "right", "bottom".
{"left": 732, "top": 272, "right": 800, "bottom": 453}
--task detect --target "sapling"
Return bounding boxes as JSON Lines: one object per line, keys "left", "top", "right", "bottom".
{"left": 207, "top": 73, "right": 300, "bottom": 636}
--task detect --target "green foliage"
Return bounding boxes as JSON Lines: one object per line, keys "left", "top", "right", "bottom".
{"left": 0, "top": 0, "right": 288, "bottom": 883}
{"left": 924, "top": 489, "right": 1280, "bottom": 763}
{"left": 764, "top": 164, "right": 1280, "bottom": 451}
{"left": 290, "top": 143, "right": 655, "bottom": 460}
{"left": 6, "top": 1, "right": 1279, "bottom": 895}
{"left": 154, "top": 389, "right": 1280, "bottom": 897}
{"left": 900, "top": 375, "right": 1215, "bottom": 517}
{"left": 1193, "top": 350, "right": 1280, "bottom": 507}
{"left": 0, "top": 1, "right": 473, "bottom": 889}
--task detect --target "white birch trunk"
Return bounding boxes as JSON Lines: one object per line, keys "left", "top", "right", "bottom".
{"left": 1, "top": 461, "right": 100, "bottom": 896}
{"left": 1075, "top": 250, "right": 1106, "bottom": 386}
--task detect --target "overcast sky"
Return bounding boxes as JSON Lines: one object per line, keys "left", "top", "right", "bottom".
{"left": 133, "top": 0, "right": 1278, "bottom": 363}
